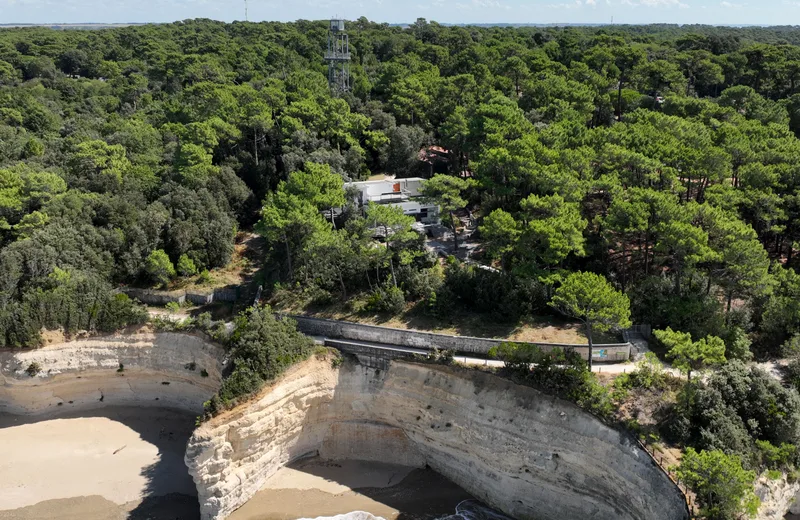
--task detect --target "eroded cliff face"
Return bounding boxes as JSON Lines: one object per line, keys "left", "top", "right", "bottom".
{"left": 187, "top": 355, "right": 689, "bottom": 520}
{"left": 0, "top": 331, "right": 224, "bottom": 415}
{"left": 755, "top": 473, "right": 800, "bottom": 520}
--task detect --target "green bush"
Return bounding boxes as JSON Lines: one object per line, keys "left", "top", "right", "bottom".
{"left": 676, "top": 448, "right": 760, "bottom": 520}
{"left": 0, "top": 271, "right": 147, "bottom": 348}
{"left": 145, "top": 249, "right": 175, "bottom": 287}
{"left": 755, "top": 440, "right": 798, "bottom": 470}
{"left": 203, "top": 305, "right": 313, "bottom": 418}
{"left": 177, "top": 254, "right": 198, "bottom": 277}
{"left": 665, "top": 361, "right": 800, "bottom": 464}
{"left": 613, "top": 353, "right": 668, "bottom": 393}
{"left": 365, "top": 283, "right": 405, "bottom": 314}
{"left": 430, "top": 262, "right": 547, "bottom": 321}
{"left": 425, "top": 347, "right": 455, "bottom": 365}
{"left": 488, "top": 342, "right": 614, "bottom": 419}
{"left": 197, "top": 270, "right": 212, "bottom": 285}
{"left": 399, "top": 265, "right": 443, "bottom": 301}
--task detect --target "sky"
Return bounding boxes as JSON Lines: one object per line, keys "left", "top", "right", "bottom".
{"left": 1, "top": 0, "right": 798, "bottom": 27}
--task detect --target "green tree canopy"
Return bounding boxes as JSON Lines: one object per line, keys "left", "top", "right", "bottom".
{"left": 549, "top": 272, "right": 631, "bottom": 370}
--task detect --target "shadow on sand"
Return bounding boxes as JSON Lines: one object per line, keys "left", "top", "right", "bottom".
{"left": 296, "top": 461, "right": 476, "bottom": 520}
{"left": 0, "top": 406, "right": 200, "bottom": 520}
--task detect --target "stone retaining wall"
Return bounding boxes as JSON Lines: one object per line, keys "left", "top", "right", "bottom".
{"left": 123, "top": 286, "right": 240, "bottom": 306}
{"left": 289, "top": 315, "right": 631, "bottom": 361}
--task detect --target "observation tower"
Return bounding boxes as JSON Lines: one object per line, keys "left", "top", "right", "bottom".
{"left": 325, "top": 19, "right": 351, "bottom": 93}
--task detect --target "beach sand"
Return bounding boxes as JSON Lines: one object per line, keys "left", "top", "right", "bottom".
{"left": 0, "top": 406, "right": 199, "bottom": 520}
{"left": 0, "top": 407, "right": 479, "bottom": 520}
{"left": 228, "top": 458, "right": 475, "bottom": 520}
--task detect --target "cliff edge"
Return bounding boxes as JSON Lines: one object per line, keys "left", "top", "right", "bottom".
{"left": 0, "top": 331, "right": 225, "bottom": 415}
{"left": 186, "top": 355, "right": 689, "bottom": 520}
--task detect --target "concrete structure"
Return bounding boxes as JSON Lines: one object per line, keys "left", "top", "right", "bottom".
{"left": 186, "top": 354, "right": 690, "bottom": 520}
{"left": 122, "top": 286, "right": 239, "bottom": 306}
{"left": 345, "top": 177, "right": 440, "bottom": 224}
{"left": 288, "top": 314, "right": 633, "bottom": 361}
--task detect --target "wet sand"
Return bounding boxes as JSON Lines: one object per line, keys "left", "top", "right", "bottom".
{"left": 229, "top": 458, "right": 475, "bottom": 520}
{"left": 0, "top": 407, "right": 198, "bottom": 520}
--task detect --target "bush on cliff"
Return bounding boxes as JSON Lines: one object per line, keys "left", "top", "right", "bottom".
{"left": 675, "top": 448, "right": 760, "bottom": 520}
{"left": 665, "top": 361, "right": 800, "bottom": 470}
{"left": 488, "top": 342, "right": 614, "bottom": 419}
{"left": 204, "top": 304, "right": 313, "bottom": 417}
{"left": 0, "top": 269, "right": 148, "bottom": 348}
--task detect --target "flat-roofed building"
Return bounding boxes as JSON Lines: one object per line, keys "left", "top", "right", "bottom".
{"left": 345, "top": 177, "right": 440, "bottom": 224}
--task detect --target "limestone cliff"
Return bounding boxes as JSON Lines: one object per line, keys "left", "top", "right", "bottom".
{"left": 756, "top": 473, "right": 800, "bottom": 520}
{"left": 0, "top": 331, "right": 224, "bottom": 415}
{"left": 186, "top": 355, "right": 689, "bottom": 520}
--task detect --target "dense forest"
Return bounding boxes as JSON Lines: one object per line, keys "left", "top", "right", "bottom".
{"left": 4, "top": 19, "right": 800, "bottom": 354}
{"left": 8, "top": 18, "right": 800, "bottom": 516}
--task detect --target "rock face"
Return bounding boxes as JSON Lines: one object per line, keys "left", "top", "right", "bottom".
{"left": 186, "top": 355, "right": 689, "bottom": 520}
{"left": 755, "top": 473, "right": 800, "bottom": 520}
{"left": 0, "top": 331, "right": 224, "bottom": 415}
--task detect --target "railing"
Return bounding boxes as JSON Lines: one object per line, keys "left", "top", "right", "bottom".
{"left": 640, "top": 437, "right": 698, "bottom": 519}
{"left": 324, "top": 51, "right": 351, "bottom": 60}
{"left": 367, "top": 192, "right": 409, "bottom": 203}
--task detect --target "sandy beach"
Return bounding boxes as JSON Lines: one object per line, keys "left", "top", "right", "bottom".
{"left": 0, "top": 406, "right": 199, "bottom": 520}
{"left": 228, "top": 458, "right": 475, "bottom": 520}
{"left": 0, "top": 408, "right": 485, "bottom": 520}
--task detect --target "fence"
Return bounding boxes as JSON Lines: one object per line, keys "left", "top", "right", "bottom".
{"left": 288, "top": 314, "right": 631, "bottom": 362}
{"left": 640, "top": 437, "right": 697, "bottom": 519}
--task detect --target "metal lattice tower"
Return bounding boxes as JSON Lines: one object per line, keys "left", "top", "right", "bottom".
{"left": 325, "top": 19, "right": 351, "bottom": 93}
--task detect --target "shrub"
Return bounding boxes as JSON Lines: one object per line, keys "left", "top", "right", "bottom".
{"left": 431, "top": 262, "right": 547, "bottom": 321}
{"left": 117, "top": 363, "right": 124, "bottom": 373}
{"left": 399, "top": 265, "right": 444, "bottom": 301}
{"left": 177, "top": 254, "right": 198, "bottom": 277}
{"left": 570, "top": 375, "right": 614, "bottom": 419}
{"left": 488, "top": 343, "right": 614, "bottom": 419}
{"left": 26, "top": 362, "right": 41, "bottom": 377}
{"left": 165, "top": 301, "right": 181, "bottom": 314}
{"left": 197, "top": 270, "right": 212, "bottom": 285}
{"left": 613, "top": 352, "right": 668, "bottom": 393}
{"left": 194, "top": 312, "right": 212, "bottom": 330}
{"left": 425, "top": 347, "right": 455, "bottom": 365}
{"left": 755, "top": 440, "right": 798, "bottom": 470}
{"left": 365, "top": 284, "right": 405, "bottom": 314}
{"left": 203, "top": 305, "right": 313, "bottom": 418}
{"left": 200, "top": 369, "right": 209, "bottom": 377}
{"left": 145, "top": 249, "right": 175, "bottom": 287}
{"left": 665, "top": 361, "right": 800, "bottom": 462}
{"left": 676, "top": 448, "right": 760, "bottom": 520}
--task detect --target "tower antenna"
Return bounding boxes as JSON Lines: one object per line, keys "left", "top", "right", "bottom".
{"left": 324, "top": 18, "right": 351, "bottom": 94}
{"left": 245, "top": 0, "right": 248, "bottom": 21}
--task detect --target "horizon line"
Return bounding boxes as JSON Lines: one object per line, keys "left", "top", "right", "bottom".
{"left": 0, "top": 21, "right": 793, "bottom": 28}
